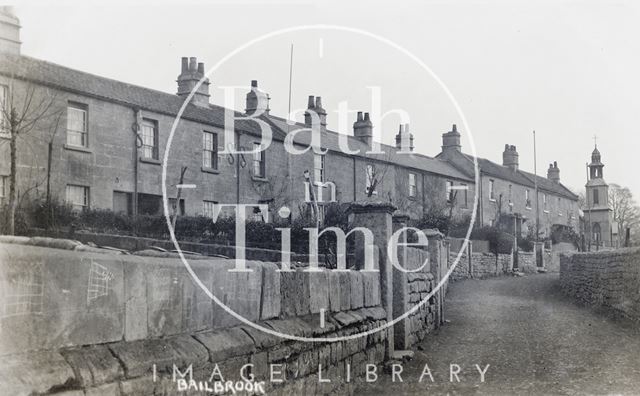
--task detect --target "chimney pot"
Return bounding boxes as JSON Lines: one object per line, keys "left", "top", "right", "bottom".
{"left": 364, "top": 112, "right": 371, "bottom": 122}
{"left": 399, "top": 124, "right": 404, "bottom": 133}
{"left": 405, "top": 123, "right": 410, "bottom": 133}
{"left": 307, "top": 95, "right": 315, "bottom": 109}
{"left": 177, "top": 56, "right": 210, "bottom": 106}
{"left": 452, "top": 124, "right": 457, "bottom": 133}
{"left": 357, "top": 111, "right": 363, "bottom": 121}
{"left": 315, "top": 96, "right": 323, "bottom": 109}
{"left": 251, "top": 80, "right": 258, "bottom": 88}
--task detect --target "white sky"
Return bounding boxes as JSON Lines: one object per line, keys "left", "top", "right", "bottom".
{"left": 12, "top": 0, "right": 640, "bottom": 199}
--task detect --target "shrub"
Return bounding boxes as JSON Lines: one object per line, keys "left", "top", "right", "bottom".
{"left": 78, "top": 208, "right": 134, "bottom": 234}
{"left": 416, "top": 210, "right": 449, "bottom": 234}
{"left": 550, "top": 226, "right": 580, "bottom": 248}
{"left": 470, "top": 226, "right": 514, "bottom": 255}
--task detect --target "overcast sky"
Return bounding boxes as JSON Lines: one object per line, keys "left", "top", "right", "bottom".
{"left": 14, "top": 0, "right": 640, "bottom": 199}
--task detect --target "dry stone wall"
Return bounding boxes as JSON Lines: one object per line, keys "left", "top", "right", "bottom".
{"left": 449, "top": 252, "right": 512, "bottom": 280}
{"left": 560, "top": 247, "right": 640, "bottom": 322}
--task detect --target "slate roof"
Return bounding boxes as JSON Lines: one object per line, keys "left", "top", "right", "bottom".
{"left": 0, "top": 53, "right": 277, "bottom": 138}
{"left": 0, "top": 53, "right": 472, "bottom": 182}
{"left": 443, "top": 151, "right": 578, "bottom": 200}
{"left": 267, "top": 115, "right": 473, "bottom": 181}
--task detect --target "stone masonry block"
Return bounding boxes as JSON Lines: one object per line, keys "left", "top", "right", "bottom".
{"left": 194, "top": 327, "right": 256, "bottom": 362}
{"left": 339, "top": 271, "right": 352, "bottom": 311}
{"left": 362, "top": 272, "right": 381, "bottom": 307}
{"left": 327, "top": 271, "right": 342, "bottom": 312}
{"left": 260, "top": 262, "right": 281, "bottom": 320}
{"left": 280, "top": 269, "right": 311, "bottom": 317}
{"left": 211, "top": 260, "right": 263, "bottom": 328}
{"left": 350, "top": 272, "right": 364, "bottom": 309}
{"left": 61, "top": 345, "right": 124, "bottom": 387}
{"left": 308, "top": 271, "right": 330, "bottom": 314}
{"left": 0, "top": 351, "right": 76, "bottom": 396}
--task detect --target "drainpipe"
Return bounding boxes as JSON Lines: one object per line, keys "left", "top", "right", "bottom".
{"left": 352, "top": 157, "right": 357, "bottom": 201}
{"left": 132, "top": 108, "right": 142, "bottom": 235}
{"left": 236, "top": 132, "right": 241, "bottom": 204}
{"left": 421, "top": 173, "right": 426, "bottom": 218}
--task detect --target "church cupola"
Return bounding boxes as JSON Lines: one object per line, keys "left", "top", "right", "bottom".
{"left": 589, "top": 145, "right": 604, "bottom": 179}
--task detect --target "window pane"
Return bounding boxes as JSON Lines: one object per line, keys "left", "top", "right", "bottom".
{"left": 141, "top": 120, "right": 157, "bottom": 159}
{"left": 67, "top": 107, "right": 86, "bottom": 132}
{"left": 66, "top": 185, "right": 88, "bottom": 210}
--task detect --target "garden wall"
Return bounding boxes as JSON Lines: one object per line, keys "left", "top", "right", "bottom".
{"left": 559, "top": 247, "right": 640, "bottom": 322}
{"left": 28, "top": 229, "right": 317, "bottom": 263}
{"left": 0, "top": 240, "right": 390, "bottom": 395}
{"left": 449, "top": 251, "right": 512, "bottom": 281}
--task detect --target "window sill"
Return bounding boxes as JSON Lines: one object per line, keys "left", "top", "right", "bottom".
{"left": 201, "top": 166, "right": 220, "bottom": 174}
{"left": 489, "top": 198, "right": 496, "bottom": 202}
{"left": 543, "top": 210, "right": 550, "bottom": 214}
{"left": 140, "top": 157, "right": 161, "bottom": 165}
{"left": 252, "top": 176, "right": 268, "bottom": 182}
{"left": 525, "top": 207, "right": 532, "bottom": 211}
{"left": 64, "top": 144, "right": 92, "bottom": 153}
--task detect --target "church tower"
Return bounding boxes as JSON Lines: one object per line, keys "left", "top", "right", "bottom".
{"left": 585, "top": 144, "right": 613, "bottom": 247}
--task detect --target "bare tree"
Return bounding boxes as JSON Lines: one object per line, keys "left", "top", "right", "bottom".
{"left": 1, "top": 77, "right": 61, "bottom": 235}
{"left": 249, "top": 174, "right": 289, "bottom": 219}
{"left": 365, "top": 156, "right": 392, "bottom": 198}
{"left": 608, "top": 183, "right": 640, "bottom": 246}
{"left": 170, "top": 166, "right": 188, "bottom": 230}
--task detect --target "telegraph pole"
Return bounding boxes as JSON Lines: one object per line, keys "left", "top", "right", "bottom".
{"left": 533, "top": 130, "right": 539, "bottom": 241}
{"left": 586, "top": 162, "right": 592, "bottom": 251}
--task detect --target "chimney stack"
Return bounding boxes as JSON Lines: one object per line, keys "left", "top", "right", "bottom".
{"left": 176, "top": 56, "right": 210, "bottom": 107}
{"left": 395, "top": 123, "right": 414, "bottom": 152}
{"left": 502, "top": 144, "right": 519, "bottom": 171}
{"left": 304, "top": 95, "right": 327, "bottom": 132}
{"left": 353, "top": 111, "right": 373, "bottom": 146}
{"left": 245, "top": 80, "right": 270, "bottom": 116}
{"left": 547, "top": 161, "right": 560, "bottom": 183}
{"left": 0, "top": 7, "right": 21, "bottom": 55}
{"left": 441, "top": 124, "right": 461, "bottom": 157}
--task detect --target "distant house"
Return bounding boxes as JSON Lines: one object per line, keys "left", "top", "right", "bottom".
{"left": 437, "top": 125, "right": 580, "bottom": 238}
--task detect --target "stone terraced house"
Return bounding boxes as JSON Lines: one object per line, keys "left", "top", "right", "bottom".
{"left": 0, "top": 9, "right": 475, "bottom": 225}
{"left": 437, "top": 125, "right": 580, "bottom": 238}
{"left": 0, "top": 8, "right": 578, "bottom": 234}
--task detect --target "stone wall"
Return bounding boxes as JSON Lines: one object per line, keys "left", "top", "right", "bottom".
{"left": 0, "top": 241, "right": 391, "bottom": 395}
{"left": 449, "top": 251, "right": 512, "bottom": 280}
{"left": 560, "top": 247, "right": 640, "bottom": 322}
{"left": 550, "top": 242, "right": 576, "bottom": 272}
{"left": 31, "top": 229, "right": 317, "bottom": 263}
{"left": 390, "top": 226, "right": 448, "bottom": 350}
{"left": 518, "top": 251, "right": 537, "bottom": 273}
